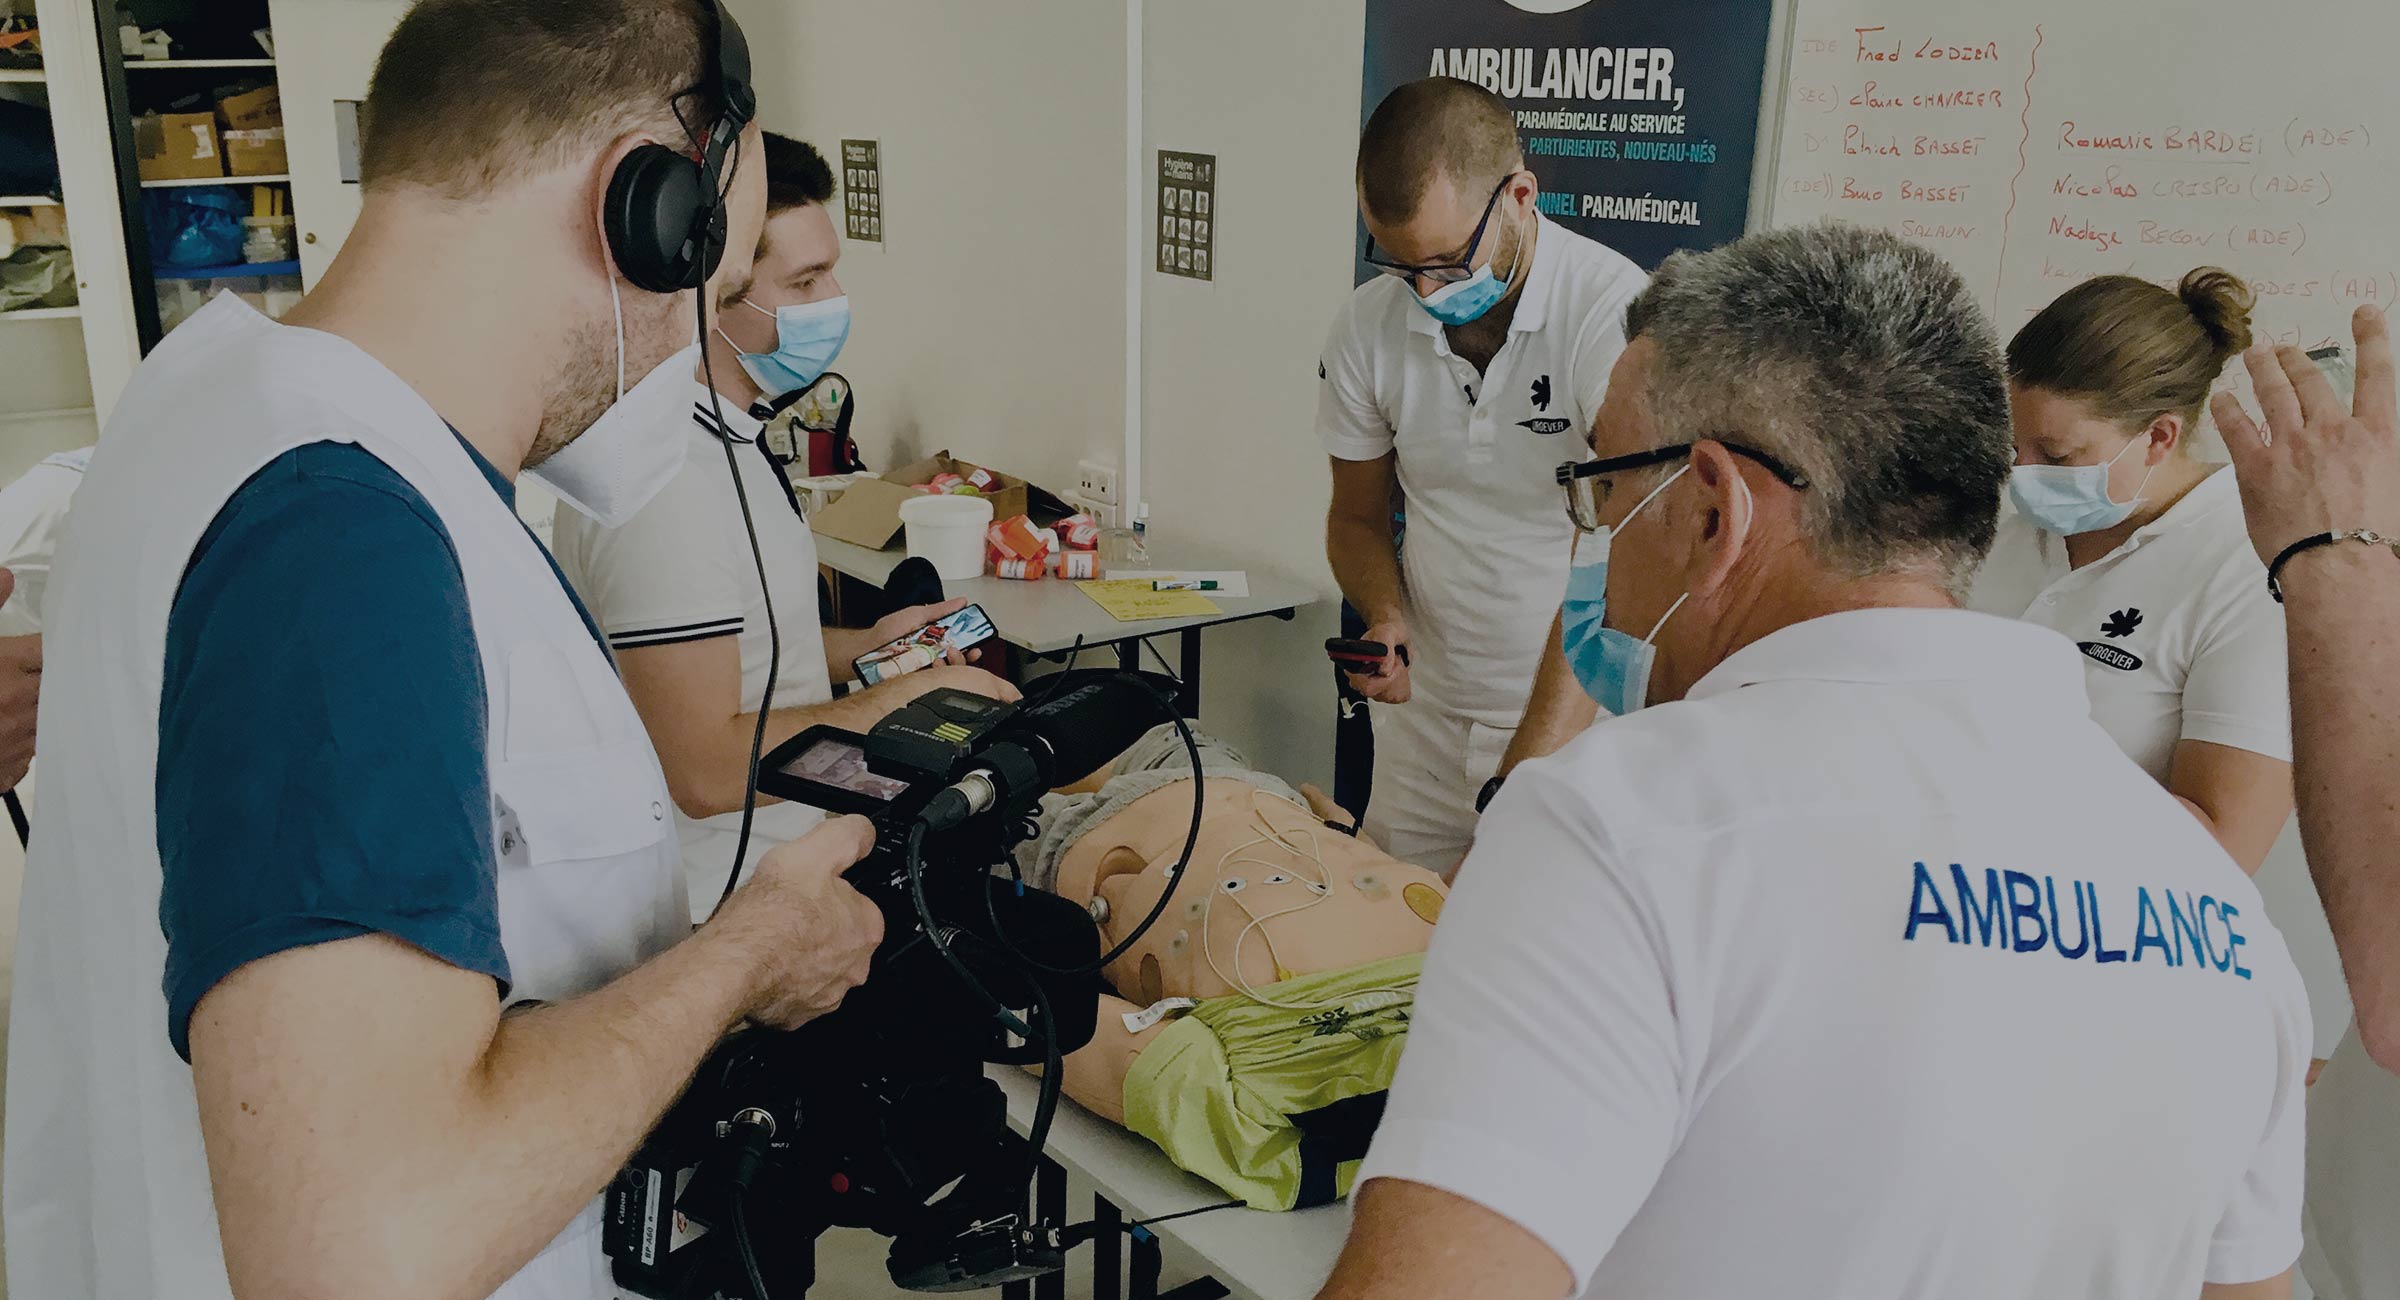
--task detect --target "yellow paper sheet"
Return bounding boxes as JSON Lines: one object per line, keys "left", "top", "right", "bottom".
{"left": 1079, "top": 579, "right": 1223, "bottom": 622}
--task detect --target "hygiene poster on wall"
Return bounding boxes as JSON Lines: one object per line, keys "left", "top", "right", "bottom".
{"left": 1156, "top": 150, "right": 1218, "bottom": 282}
{"left": 841, "top": 139, "right": 883, "bottom": 244}
{"left": 1360, "top": 0, "right": 1776, "bottom": 271}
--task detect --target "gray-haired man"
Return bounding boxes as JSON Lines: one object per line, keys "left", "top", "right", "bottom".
{"left": 1314, "top": 223, "right": 2310, "bottom": 1300}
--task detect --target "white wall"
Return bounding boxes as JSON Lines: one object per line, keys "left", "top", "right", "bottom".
{"left": 751, "top": 1, "right": 1367, "bottom": 784}
{"left": 756, "top": 1, "right": 1128, "bottom": 497}
{"left": 1139, "top": 0, "right": 1365, "bottom": 784}
{"left": 266, "top": 0, "right": 1364, "bottom": 781}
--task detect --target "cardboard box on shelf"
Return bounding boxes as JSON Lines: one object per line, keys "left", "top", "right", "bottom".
{"left": 222, "top": 127, "right": 286, "bottom": 177}
{"left": 809, "top": 452, "right": 1067, "bottom": 550}
{"left": 214, "top": 84, "right": 282, "bottom": 132}
{"left": 135, "top": 112, "right": 223, "bottom": 182}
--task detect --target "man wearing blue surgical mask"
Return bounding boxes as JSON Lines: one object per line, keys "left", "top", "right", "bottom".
{"left": 1315, "top": 223, "right": 2310, "bottom": 1300}
{"left": 1320, "top": 77, "right": 1647, "bottom": 872}
{"left": 556, "top": 132, "right": 1013, "bottom": 920}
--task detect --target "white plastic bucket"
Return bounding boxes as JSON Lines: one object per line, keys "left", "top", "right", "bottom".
{"left": 898, "top": 493, "right": 995, "bottom": 581}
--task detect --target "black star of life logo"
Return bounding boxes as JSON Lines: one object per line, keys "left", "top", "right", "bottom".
{"left": 2103, "top": 608, "right": 2144, "bottom": 639}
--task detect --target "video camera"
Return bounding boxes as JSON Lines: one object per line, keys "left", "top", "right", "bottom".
{"left": 605, "top": 672, "right": 1180, "bottom": 1298}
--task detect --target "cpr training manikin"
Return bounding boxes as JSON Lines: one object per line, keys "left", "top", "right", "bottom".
{"left": 1014, "top": 725, "right": 1449, "bottom": 1210}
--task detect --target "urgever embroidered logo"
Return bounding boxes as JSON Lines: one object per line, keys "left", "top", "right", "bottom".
{"left": 2078, "top": 641, "right": 2143, "bottom": 671}
{"left": 1518, "top": 374, "right": 1572, "bottom": 434}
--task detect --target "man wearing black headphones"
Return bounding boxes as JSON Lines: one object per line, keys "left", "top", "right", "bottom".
{"left": 5, "top": 4, "right": 886, "bottom": 1298}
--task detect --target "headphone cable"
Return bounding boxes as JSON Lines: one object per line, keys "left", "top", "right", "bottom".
{"left": 682, "top": 130, "right": 780, "bottom": 922}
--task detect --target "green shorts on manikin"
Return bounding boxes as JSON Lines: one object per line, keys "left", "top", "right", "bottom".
{"left": 1121, "top": 952, "right": 1421, "bottom": 1210}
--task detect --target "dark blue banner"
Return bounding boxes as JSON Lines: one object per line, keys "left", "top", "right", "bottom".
{"left": 1361, "top": 0, "right": 1775, "bottom": 272}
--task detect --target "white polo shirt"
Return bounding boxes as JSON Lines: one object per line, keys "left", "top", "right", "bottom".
{"left": 1362, "top": 608, "right": 2310, "bottom": 1299}
{"left": 1317, "top": 217, "right": 1646, "bottom": 722}
{"left": 1970, "top": 466, "right": 2287, "bottom": 777}
{"left": 553, "top": 387, "right": 833, "bottom": 916}
{"left": 1967, "top": 467, "right": 2351, "bottom": 1055}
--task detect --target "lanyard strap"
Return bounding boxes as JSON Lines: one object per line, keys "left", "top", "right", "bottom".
{"left": 2266, "top": 528, "right": 2400, "bottom": 603}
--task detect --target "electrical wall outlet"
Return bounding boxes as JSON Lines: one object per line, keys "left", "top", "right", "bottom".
{"left": 1075, "top": 460, "right": 1121, "bottom": 508}
{"left": 1065, "top": 491, "right": 1122, "bottom": 530}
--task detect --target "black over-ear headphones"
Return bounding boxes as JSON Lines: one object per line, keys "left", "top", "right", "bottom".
{"left": 603, "top": 0, "right": 758, "bottom": 294}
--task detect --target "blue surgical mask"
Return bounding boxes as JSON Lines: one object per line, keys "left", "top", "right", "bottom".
{"left": 1559, "top": 465, "right": 1693, "bottom": 715}
{"left": 721, "top": 295, "right": 850, "bottom": 399}
{"left": 2008, "top": 432, "right": 2154, "bottom": 536}
{"left": 1412, "top": 214, "right": 1524, "bottom": 327}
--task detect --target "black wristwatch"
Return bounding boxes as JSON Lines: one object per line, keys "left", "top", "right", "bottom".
{"left": 1475, "top": 774, "right": 1507, "bottom": 814}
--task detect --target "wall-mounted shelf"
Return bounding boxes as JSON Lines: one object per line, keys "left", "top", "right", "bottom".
{"left": 154, "top": 259, "right": 298, "bottom": 281}
{"left": 0, "top": 195, "right": 62, "bottom": 207}
{"left": 140, "top": 173, "right": 290, "bottom": 189}
{"left": 0, "top": 306, "right": 84, "bottom": 322}
{"left": 125, "top": 58, "right": 276, "bottom": 70}
{"left": 0, "top": 67, "right": 46, "bottom": 83}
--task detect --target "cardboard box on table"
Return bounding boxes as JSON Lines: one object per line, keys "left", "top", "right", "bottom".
{"left": 810, "top": 451, "right": 1069, "bottom": 550}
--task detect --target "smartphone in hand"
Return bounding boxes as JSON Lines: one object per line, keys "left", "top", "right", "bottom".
{"left": 855, "top": 603, "right": 999, "bottom": 685}
{"left": 1326, "top": 637, "right": 1408, "bottom": 670}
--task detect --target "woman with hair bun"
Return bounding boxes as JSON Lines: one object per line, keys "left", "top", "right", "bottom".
{"left": 1972, "top": 268, "right": 2297, "bottom": 876}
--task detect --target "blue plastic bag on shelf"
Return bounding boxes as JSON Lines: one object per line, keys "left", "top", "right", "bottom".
{"left": 146, "top": 186, "right": 247, "bottom": 269}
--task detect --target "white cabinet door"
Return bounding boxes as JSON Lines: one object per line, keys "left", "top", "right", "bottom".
{"left": 35, "top": 0, "right": 138, "bottom": 423}
{"left": 268, "top": 0, "right": 412, "bottom": 286}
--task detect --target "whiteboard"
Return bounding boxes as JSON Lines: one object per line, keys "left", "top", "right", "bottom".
{"left": 1766, "top": 4, "right": 2397, "bottom": 359}
{"left": 1765, "top": 2, "right": 2369, "bottom": 1058}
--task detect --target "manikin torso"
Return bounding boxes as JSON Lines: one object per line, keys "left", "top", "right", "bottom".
{"left": 1046, "top": 778, "right": 1448, "bottom": 1124}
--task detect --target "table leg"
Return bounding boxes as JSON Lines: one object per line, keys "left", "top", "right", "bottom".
{"left": 1035, "top": 1156, "right": 1068, "bottom": 1300}
{"left": 1178, "top": 627, "right": 1201, "bottom": 717}
{"left": 1130, "top": 1229, "right": 1163, "bottom": 1300}
{"left": 1092, "top": 1195, "right": 1123, "bottom": 1300}
{"left": 1117, "top": 641, "right": 1142, "bottom": 673}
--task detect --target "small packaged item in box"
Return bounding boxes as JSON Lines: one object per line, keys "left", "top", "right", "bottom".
{"left": 243, "top": 215, "right": 295, "bottom": 263}
{"left": 965, "top": 467, "right": 1000, "bottom": 492}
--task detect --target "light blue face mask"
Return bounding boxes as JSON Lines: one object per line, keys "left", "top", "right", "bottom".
{"left": 721, "top": 294, "right": 850, "bottom": 400}
{"left": 1412, "top": 214, "right": 1525, "bottom": 327}
{"left": 2008, "top": 431, "right": 2153, "bottom": 536}
{"left": 1559, "top": 465, "right": 1693, "bottom": 715}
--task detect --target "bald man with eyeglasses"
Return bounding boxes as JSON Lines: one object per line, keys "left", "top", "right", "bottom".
{"left": 1319, "top": 76, "right": 1646, "bottom": 873}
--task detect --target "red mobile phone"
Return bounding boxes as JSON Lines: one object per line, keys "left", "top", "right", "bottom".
{"left": 1326, "top": 637, "right": 1408, "bottom": 668}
